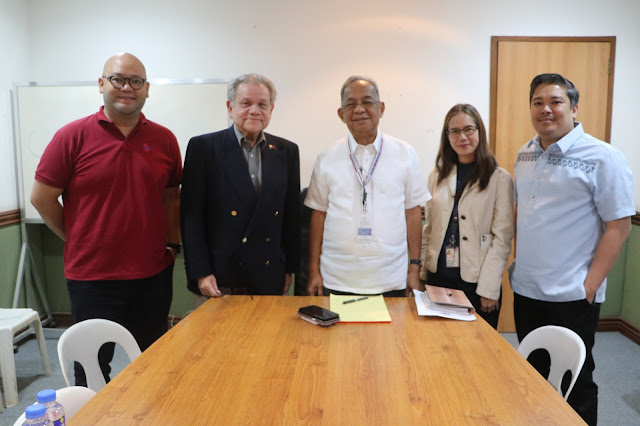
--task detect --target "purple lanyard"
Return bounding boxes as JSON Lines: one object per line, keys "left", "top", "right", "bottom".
{"left": 347, "top": 136, "right": 383, "bottom": 212}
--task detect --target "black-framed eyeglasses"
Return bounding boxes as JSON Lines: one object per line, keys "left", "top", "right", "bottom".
{"left": 342, "top": 100, "right": 380, "bottom": 111}
{"left": 447, "top": 126, "right": 478, "bottom": 137}
{"left": 102, "top": 75, "right": 146, "bottom": 90}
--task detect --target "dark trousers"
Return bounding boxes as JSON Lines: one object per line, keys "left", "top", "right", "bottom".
{"left": 427, "top": 271, "right": 500, "bottom": 329}
{"left": 67, "top": 263, "right": 174, "bottom": 387}
{"left": 514, "top": 293, "right": 600, "bottom": 426}
{"left": 322, "top": 287, "right": 406, "bottom": 297}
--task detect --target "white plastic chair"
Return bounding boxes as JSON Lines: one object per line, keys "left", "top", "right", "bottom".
{"left": 12, "top": 386, "right": 97, "bottom": 425}
{"left": 57, "top": 319, "right": 141, "bottom": 392}
{"left": 0, "top": 309, "right": 53, "bottom": 409}
{"left": 517, "top": 325, "right": 586, "bottom": 400}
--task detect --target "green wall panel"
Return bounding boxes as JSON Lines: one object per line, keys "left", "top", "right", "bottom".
{"left": 621, "top": 226, "right": 640, "bottom": 328}
{"left": 4, "top": 222, "right": 640, "bottom": 324}
{"left": 600, "top": 239, "right": 627, "bottom": 316}
{"left": 0, "top": 224, "right": 22, "bottom": 308}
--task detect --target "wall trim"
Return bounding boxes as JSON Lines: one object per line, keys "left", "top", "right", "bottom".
{"left": 598, "top": 316, "right": 640, "bottom": 345}
{"left": 0, "top": 209, "right": 21, "bottom": 227}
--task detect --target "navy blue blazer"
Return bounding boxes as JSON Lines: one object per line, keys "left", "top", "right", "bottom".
{"left": 181, "top": 126, "right": 301, "bottom": 295}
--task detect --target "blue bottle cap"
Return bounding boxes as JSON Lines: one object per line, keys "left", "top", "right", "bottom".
{"left": 37, "top": 388, "right": 56, "bottom": 403}
{"left": 25, "top": 403, "right": 47, "bottom": 419}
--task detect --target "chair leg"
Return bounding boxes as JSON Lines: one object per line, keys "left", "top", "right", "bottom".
{"left": 0, "top": 328, "right": 19, "bottom": 407}
{"left": 31, "top": 318, "right": 52, "bottom": 376}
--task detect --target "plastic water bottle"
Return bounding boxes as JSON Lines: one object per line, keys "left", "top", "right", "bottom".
{"left": 37, "top": 389, "right": 65, "bottom": 426}
{"left": 22, "top": 403, "right": 51, "bottom": 426}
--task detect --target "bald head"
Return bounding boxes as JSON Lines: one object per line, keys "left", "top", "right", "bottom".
{"left": 102, "top": 52, "right": 147, "bottom": 79}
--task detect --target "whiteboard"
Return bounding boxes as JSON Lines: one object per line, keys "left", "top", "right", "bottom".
{"left": 15, "top": 80, "right": 229, "bottom": 222}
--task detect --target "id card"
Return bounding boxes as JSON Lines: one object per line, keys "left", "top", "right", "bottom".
{"left": 445, "top": 245, "right": 460, "bottom": 268}
{"left": 480, "top": 234, "right": 492, "bottom": 248}
{"left": 357, "top": 215, "right": 372, "bottom": 243}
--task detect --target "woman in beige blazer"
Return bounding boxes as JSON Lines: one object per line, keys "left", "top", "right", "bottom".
{"left": 420, "top": 104, "right": 514, "bottom": 328}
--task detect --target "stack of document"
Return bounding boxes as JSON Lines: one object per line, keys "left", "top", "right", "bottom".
{"left": 413, "top": 286, "right": 476, "bottom": 322}
{"left": 329, "top": 294, "right": 392, "bottom": 323}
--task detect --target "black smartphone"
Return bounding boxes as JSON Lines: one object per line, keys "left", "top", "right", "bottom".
{"left": 298, "top": 305, "right": 340, "bottom": 326}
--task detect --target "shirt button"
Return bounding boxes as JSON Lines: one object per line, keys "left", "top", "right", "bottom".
{"left": 462, "top": 236, "right": 468, "bottom": 241}
{"left": 265, "top": 237, "right": 271, "bottom": 242}
{"left": 242, "top": 237, "right": 247, "bottom": 243}
{"left": 530, "top": 194, "right": 535, "bottom": 199}
{"left": 460, "top": 215, "right": 466, "bottom": 220}
{"left": 231, "top": 210, "right": 237, "bottom": 216}
{"left": 275, "top": 211, "right": 279, "bottom": 216}
{"left": 265, "top": 260, "right": 270, "bottom": 265}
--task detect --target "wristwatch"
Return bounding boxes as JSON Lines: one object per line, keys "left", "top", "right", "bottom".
{"left": 409, "top": 259, "right": 422, "bottom": 266}
{"left": 167, "top": 243, "right": 182, "bottom": 254}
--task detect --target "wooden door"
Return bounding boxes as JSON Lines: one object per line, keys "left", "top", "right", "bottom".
{"left": 489, "top": 36, "right": 616, "bottom": 332}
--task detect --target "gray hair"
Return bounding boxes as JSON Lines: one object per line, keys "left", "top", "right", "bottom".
{"left": 340, "top": 75, "right": 380, "bottom": 105}
{"left": 227, "top": 73, "right": 277, "bottom": 105}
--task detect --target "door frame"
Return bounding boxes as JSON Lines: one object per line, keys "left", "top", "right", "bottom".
{"left": 489, "top": 36, "right": 616, "bottom": 152}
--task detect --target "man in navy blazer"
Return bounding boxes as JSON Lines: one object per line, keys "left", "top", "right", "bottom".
{"left": 181, "top": 74, "right": 300, "bottom": 298}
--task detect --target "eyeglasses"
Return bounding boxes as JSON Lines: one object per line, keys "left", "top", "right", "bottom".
{"left": 447, "top": 126, "right": 478, "bottom": 137}
{"left": 102, "top": 75, "right": 146, "bottom": 90}
{"left": 342, "top": 100, "right": 380, "bottom": 111}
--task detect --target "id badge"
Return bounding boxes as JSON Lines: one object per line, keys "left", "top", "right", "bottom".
{"left": 357, "top": 215, "right": 372, "bottom": 243}
{"left": 445, "top": 244, "right": 460, "bottom": 268}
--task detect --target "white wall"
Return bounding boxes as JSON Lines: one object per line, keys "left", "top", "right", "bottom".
{"left": 3, "top": 0, "right": 639, "bottom": 210}
{"left": 0, "top": 0, "right": 29, "bottom": 212}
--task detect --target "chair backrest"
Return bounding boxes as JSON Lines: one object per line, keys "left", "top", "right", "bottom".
{"left": 12, "top": 386, "right": 97, "bottom": 426}
{"left": 57, "top": 319, "right": 142, "bottom": 392}
{"left": 517, "top": 325, "right": 586, "bottom": 400}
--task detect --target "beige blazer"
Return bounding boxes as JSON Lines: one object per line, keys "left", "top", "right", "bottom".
{"left": 420, "top": 166, "right": 514, "bottom": 300}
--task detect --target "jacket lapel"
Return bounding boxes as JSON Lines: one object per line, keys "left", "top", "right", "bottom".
{"left": 221, "top": 126, "right": 258, "bottom": 209}
{"left": 245, "top": 135, "right": 284, "bottom": 235}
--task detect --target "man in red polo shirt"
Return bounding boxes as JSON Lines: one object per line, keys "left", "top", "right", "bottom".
{"left": 31, "top": 52, "right": 182, "bottom": 386}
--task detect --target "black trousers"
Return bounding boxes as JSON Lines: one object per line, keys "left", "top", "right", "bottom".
{"left": 67, "top": 263, "right": 174, "bottom": 387}
{"left": 322, "top": 287, "right": 406, "bottom": 297}
{"left": 514, "top": 293, "right": 600, "bottom": 426}
{"left": 427, "top": 271, "right": 500, "bottom": 329}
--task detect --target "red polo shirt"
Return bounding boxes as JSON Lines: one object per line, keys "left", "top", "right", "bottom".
{"left": 35, "top": 107, "right": 182, "bottom": 281}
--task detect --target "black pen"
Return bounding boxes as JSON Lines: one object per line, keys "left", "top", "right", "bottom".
{"left": 343, "top": 296, "right": 369, "bottom": 304}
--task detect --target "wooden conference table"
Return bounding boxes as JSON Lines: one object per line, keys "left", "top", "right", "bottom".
{"left": 70, "top": 296, "right": 584, "bottom": 425}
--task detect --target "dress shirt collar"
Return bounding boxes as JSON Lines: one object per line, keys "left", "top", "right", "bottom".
{"left": 347, "top": 129, "right": 382, "bottom": 154}
{"left": 233, "top": 124, "right": 266, "bottom": 148}
{"left": 529, "top": 122, "right": 584, "bottom": 154}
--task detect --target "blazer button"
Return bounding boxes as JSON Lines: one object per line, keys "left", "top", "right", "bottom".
{"left": 275, "top": 211, "right": 279, "bottom": 216}
{"left": 242, "top": 237, "right": 248, "bottom": 243}
{"left": 265, "top": 237, "right": 271, "bottom": 242}
{"left": 462, "top": 236, "right": 468, "bottom": 241}
{"left": 460, "top": 215, "right": 466, "bottom": 220}
{"left": 231, "top": 210, "right": 237, "bottom": 216}
{"left": 265, "top": 260, "right": 270, "bottom": 265}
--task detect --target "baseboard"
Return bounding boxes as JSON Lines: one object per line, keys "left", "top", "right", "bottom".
{"left": 51, "top": 313, "right": 185, "bottom": 329}
{"left": 598, "top": 316, "right": 640, "bottom": 345}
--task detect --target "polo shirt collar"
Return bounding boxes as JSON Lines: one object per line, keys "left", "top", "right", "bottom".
{"left": 96, "top": 105, "right": 148, "bottom": 125}
{"left": 348, "top": 128, "right": 382, "bottom": 154}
